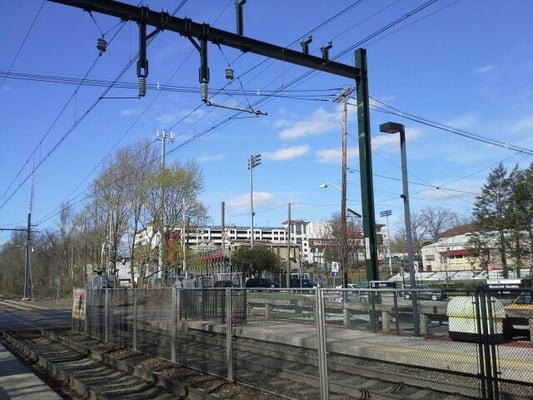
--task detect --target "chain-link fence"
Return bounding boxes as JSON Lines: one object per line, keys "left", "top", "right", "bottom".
{"left": 484, "top": 287, "right": 533, "bottom": 400}
{"left": 176, "top": 288, "right": 228, "bottom": 377}
{"left": 73, "top": 286, "right": 533, "bottom": 400}
{"left": 233, "top": 289, "right": 322, "bottom": 399}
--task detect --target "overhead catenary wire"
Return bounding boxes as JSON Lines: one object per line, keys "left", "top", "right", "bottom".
{"left": 0, "top": 0, "right": 45, "bottom": 94}
{"left": 0, "top": 1, "right": 190, "bottom": 214}
{"left": 34, "top": 0, "right": 362, "bottom": 223}
{"left": 31, "top": 0, "right": 444, "bottom": 226}
{"left": 31, "top": 0, "right": 369, "bottom": 226}
{"left": 368, "top": 97, "right": 533, "bottom": 156}
{"left": 0, "top": 23, "right": 127, "bottom": 205}
{"left": 33, "top": 0, "right": 232, "bottom": 226}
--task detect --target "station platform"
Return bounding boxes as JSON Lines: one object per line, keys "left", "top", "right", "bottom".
{"left": 170, "top": 319, "right": 533, "bottom": 384}
{"left": 0, "top": 343, "right": 61, "bottom": 400}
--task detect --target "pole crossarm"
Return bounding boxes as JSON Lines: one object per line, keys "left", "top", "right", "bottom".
{"left": 48, "top": 0, "right": 360, "bottom": 79}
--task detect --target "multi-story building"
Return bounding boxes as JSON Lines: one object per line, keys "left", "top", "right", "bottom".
{"left": 135, "top": 221, "right": 385, "bottom": 272}
{"left": 421, "top": 231, "right": 532, "bottom": 276}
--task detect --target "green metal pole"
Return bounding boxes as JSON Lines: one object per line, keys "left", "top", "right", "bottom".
{"left": 355, "top": 48, "right": 379, "bottom": 283}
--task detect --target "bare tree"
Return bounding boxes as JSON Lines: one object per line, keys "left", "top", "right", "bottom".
{"left": 394, "top": 211, "right": 428, "bottom": 266}
{"left": 419, "top": 207, "right": 460, "bottom": 242}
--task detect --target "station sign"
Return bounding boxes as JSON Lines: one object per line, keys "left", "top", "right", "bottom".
{"left": 369, "top": 280, "right": 396, "bottom": 289}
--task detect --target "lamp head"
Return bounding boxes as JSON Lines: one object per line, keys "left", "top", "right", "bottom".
{"left": 319, "top": 184, "right": 328, "bottom": 188}
{"left": 379, "top": 121, "right": 404, "bottom": 134}
{"left": 347, "top": 208, "right": 362, "bottom": 218}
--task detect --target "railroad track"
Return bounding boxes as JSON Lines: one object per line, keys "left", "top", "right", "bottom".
{"left": 0, "top": 327, "right": 287, "bottom": 400}
{"left": 98, "top": 321, "right": 484, "bottom": 400}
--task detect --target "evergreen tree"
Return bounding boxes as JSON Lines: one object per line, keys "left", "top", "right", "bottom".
{"left": 506, "top": 164, "right": 533, "bottom": 276}
{"left": 472, "top": 164, "right": 510, "bottom": 277}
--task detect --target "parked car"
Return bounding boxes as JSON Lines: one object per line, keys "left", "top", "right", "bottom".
{"left": 245, "top": 278, "right": 280, "bottom": 288}
{"left": 335, "top": 283, "right": 361, "bottom": 290}
{"left": 289, "top": 278, "right": 316, "bottom": 288}
{"left": 404, "top": 285, "right": 447, "bottom": 301}
{"left": 213, "top": 280, "right": 239, "bottom": 288}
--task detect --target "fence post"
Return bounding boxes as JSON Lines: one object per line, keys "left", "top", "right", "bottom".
{"left": 419, "top": 313, "right": 429, "bottom": 336}
{"left": 132, "top": 287, "right": 137, "bottom": 351}
{"left": 105, "top": 288, "right": 109, "bottom": 343}
{"left": 343, "top": 305, "right": 351, "bottom": 328}
{"left": 370, "top": 292, "right": 377, "bottom": 332}
{"left": 265, "top": 302, "right": 273, "bottom": 319}
{"left": 84, "top": 289, "right": 89, "bottom": 336}
{"left": 382, "top": 310, "right": 391, "bottom": 333}
{"left": 474, "top": 290, "right": 487, "bottom": 400}
{"left": 71, "top": 289, "right": 75, "bottom": 333}
{"left": 393, "top": 291, "right": 400, "bottom": 335}
{"left": 225, "top": 287, "right": 233, "bottom": 382}
{"left": 171, "top": 287, "right": 177, "bottom": 363}
{"left": 316, "top": 288, "right": 329, "bottom": 400}
{"left": 485, "top": 288, "right": 500, "bottom": 399}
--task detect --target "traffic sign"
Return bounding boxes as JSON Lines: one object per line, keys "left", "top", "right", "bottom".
{"left": 331, "top": 261, "right": 339, "bottom": 273}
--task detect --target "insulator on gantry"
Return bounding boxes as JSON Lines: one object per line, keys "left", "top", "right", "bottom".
{"left": 138, "top": 76, "right": 146, "bottom": 97}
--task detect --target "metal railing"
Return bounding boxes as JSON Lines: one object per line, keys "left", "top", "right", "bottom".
{"left": 72, "top": 285, "right": 533, "bottom": 400}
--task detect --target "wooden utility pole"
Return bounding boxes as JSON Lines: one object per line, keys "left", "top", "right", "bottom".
{"left": 221, "top": 201, "right": 225, "bottom": 251}
{"left": 182, "top": 197, "right": 187, "bottom": 275}
{"left": 286, "top": 202, "right": 291, "bottom": 288}
{"left": 337, "top": 87, "right": 354, "bottom": 288}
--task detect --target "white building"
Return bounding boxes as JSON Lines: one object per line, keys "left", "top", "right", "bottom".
{"left": 135, "top": 220, "right": 384, "bottom": 268}
{"left": 421, "top": 231, "right": 532, "bottom": 276}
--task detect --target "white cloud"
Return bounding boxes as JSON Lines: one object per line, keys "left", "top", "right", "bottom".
{"left": 315, "top": 147, "right": 358, "bottom": 163}
{"left": 263, "top": 144, "right": 310, "bottom": 161}
{"left": 155, "top": 112, "right": 178, "bottom": 125}
{"left": 314, "top": 128, "right": 422, "bottom": 163}
{"left": 121, "top": 107, "right": 142, "bottom": 117}
{"left": 475, "top": 65, "right": 494, "bottom": 74}
{"left": 278, "top": 107, "right": 339, "bottom": 140}
{"left": 197, "top": 153, "right": 225, "bottom": 162}
{"left": 228, "top": 192, "right": 274, "bottom": 211}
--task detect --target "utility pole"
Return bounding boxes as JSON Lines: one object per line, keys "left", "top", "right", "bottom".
{"left": 22, "top": 171, "right": 37, "bottom": 301}
{"left": 182, "top": 197, "right": 187, "bottom": 275}
{"left": 380, "top": 210, "right": 393, "bottom": 276}
{"left": 221, "top": 201, "right": 226, "bottom": 270}
{"left": 22, "top": 212, "right": 33, "bottom": 301}
{"left": 286, "top": 202, "right": 291, "bottom": 288}
{"left": 248, "top": 154, "right": 261, "bottom": 247}
{"left": 107, "top": 209, "right": 113, "bottom": 280}
{"left": 156, "top": 130, "right": 175, "bottom": 282}
{"left": 337, "top": 87, "right": 354, "bottom": 288}
{"left": 221, "top": 201, "right": 225, "bottom": 250}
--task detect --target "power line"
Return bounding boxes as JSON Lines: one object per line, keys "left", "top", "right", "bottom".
{"left": 0, "top": 0, "right": 45, "bottom": 93}
{"left": 0, "top": 20, "right": 128, "bottom": 204}
{"left": 347, "top": 167, "right": 479, "bottom": 195}
{"left": 369, "top": 97, "right": 533, "bottom": 155}
{"left": 0, "top": 1, "right": 190, "bottom": 213}
{"left": 31, "top": 0, "right": 441, "bottom": 226}
{"left": 32, "top": 0, "right": 231, "bottom": 225}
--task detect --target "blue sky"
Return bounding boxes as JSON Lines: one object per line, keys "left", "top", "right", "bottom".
{"left": 1, "top": 0, "right": 532, "bottom": 243}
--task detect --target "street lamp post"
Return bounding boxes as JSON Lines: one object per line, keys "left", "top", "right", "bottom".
{"left": 379, "top": 122, "right": 420, "bottom": 336}
{"left": 248, "top": 154, "right": 261, "bottom": 247}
